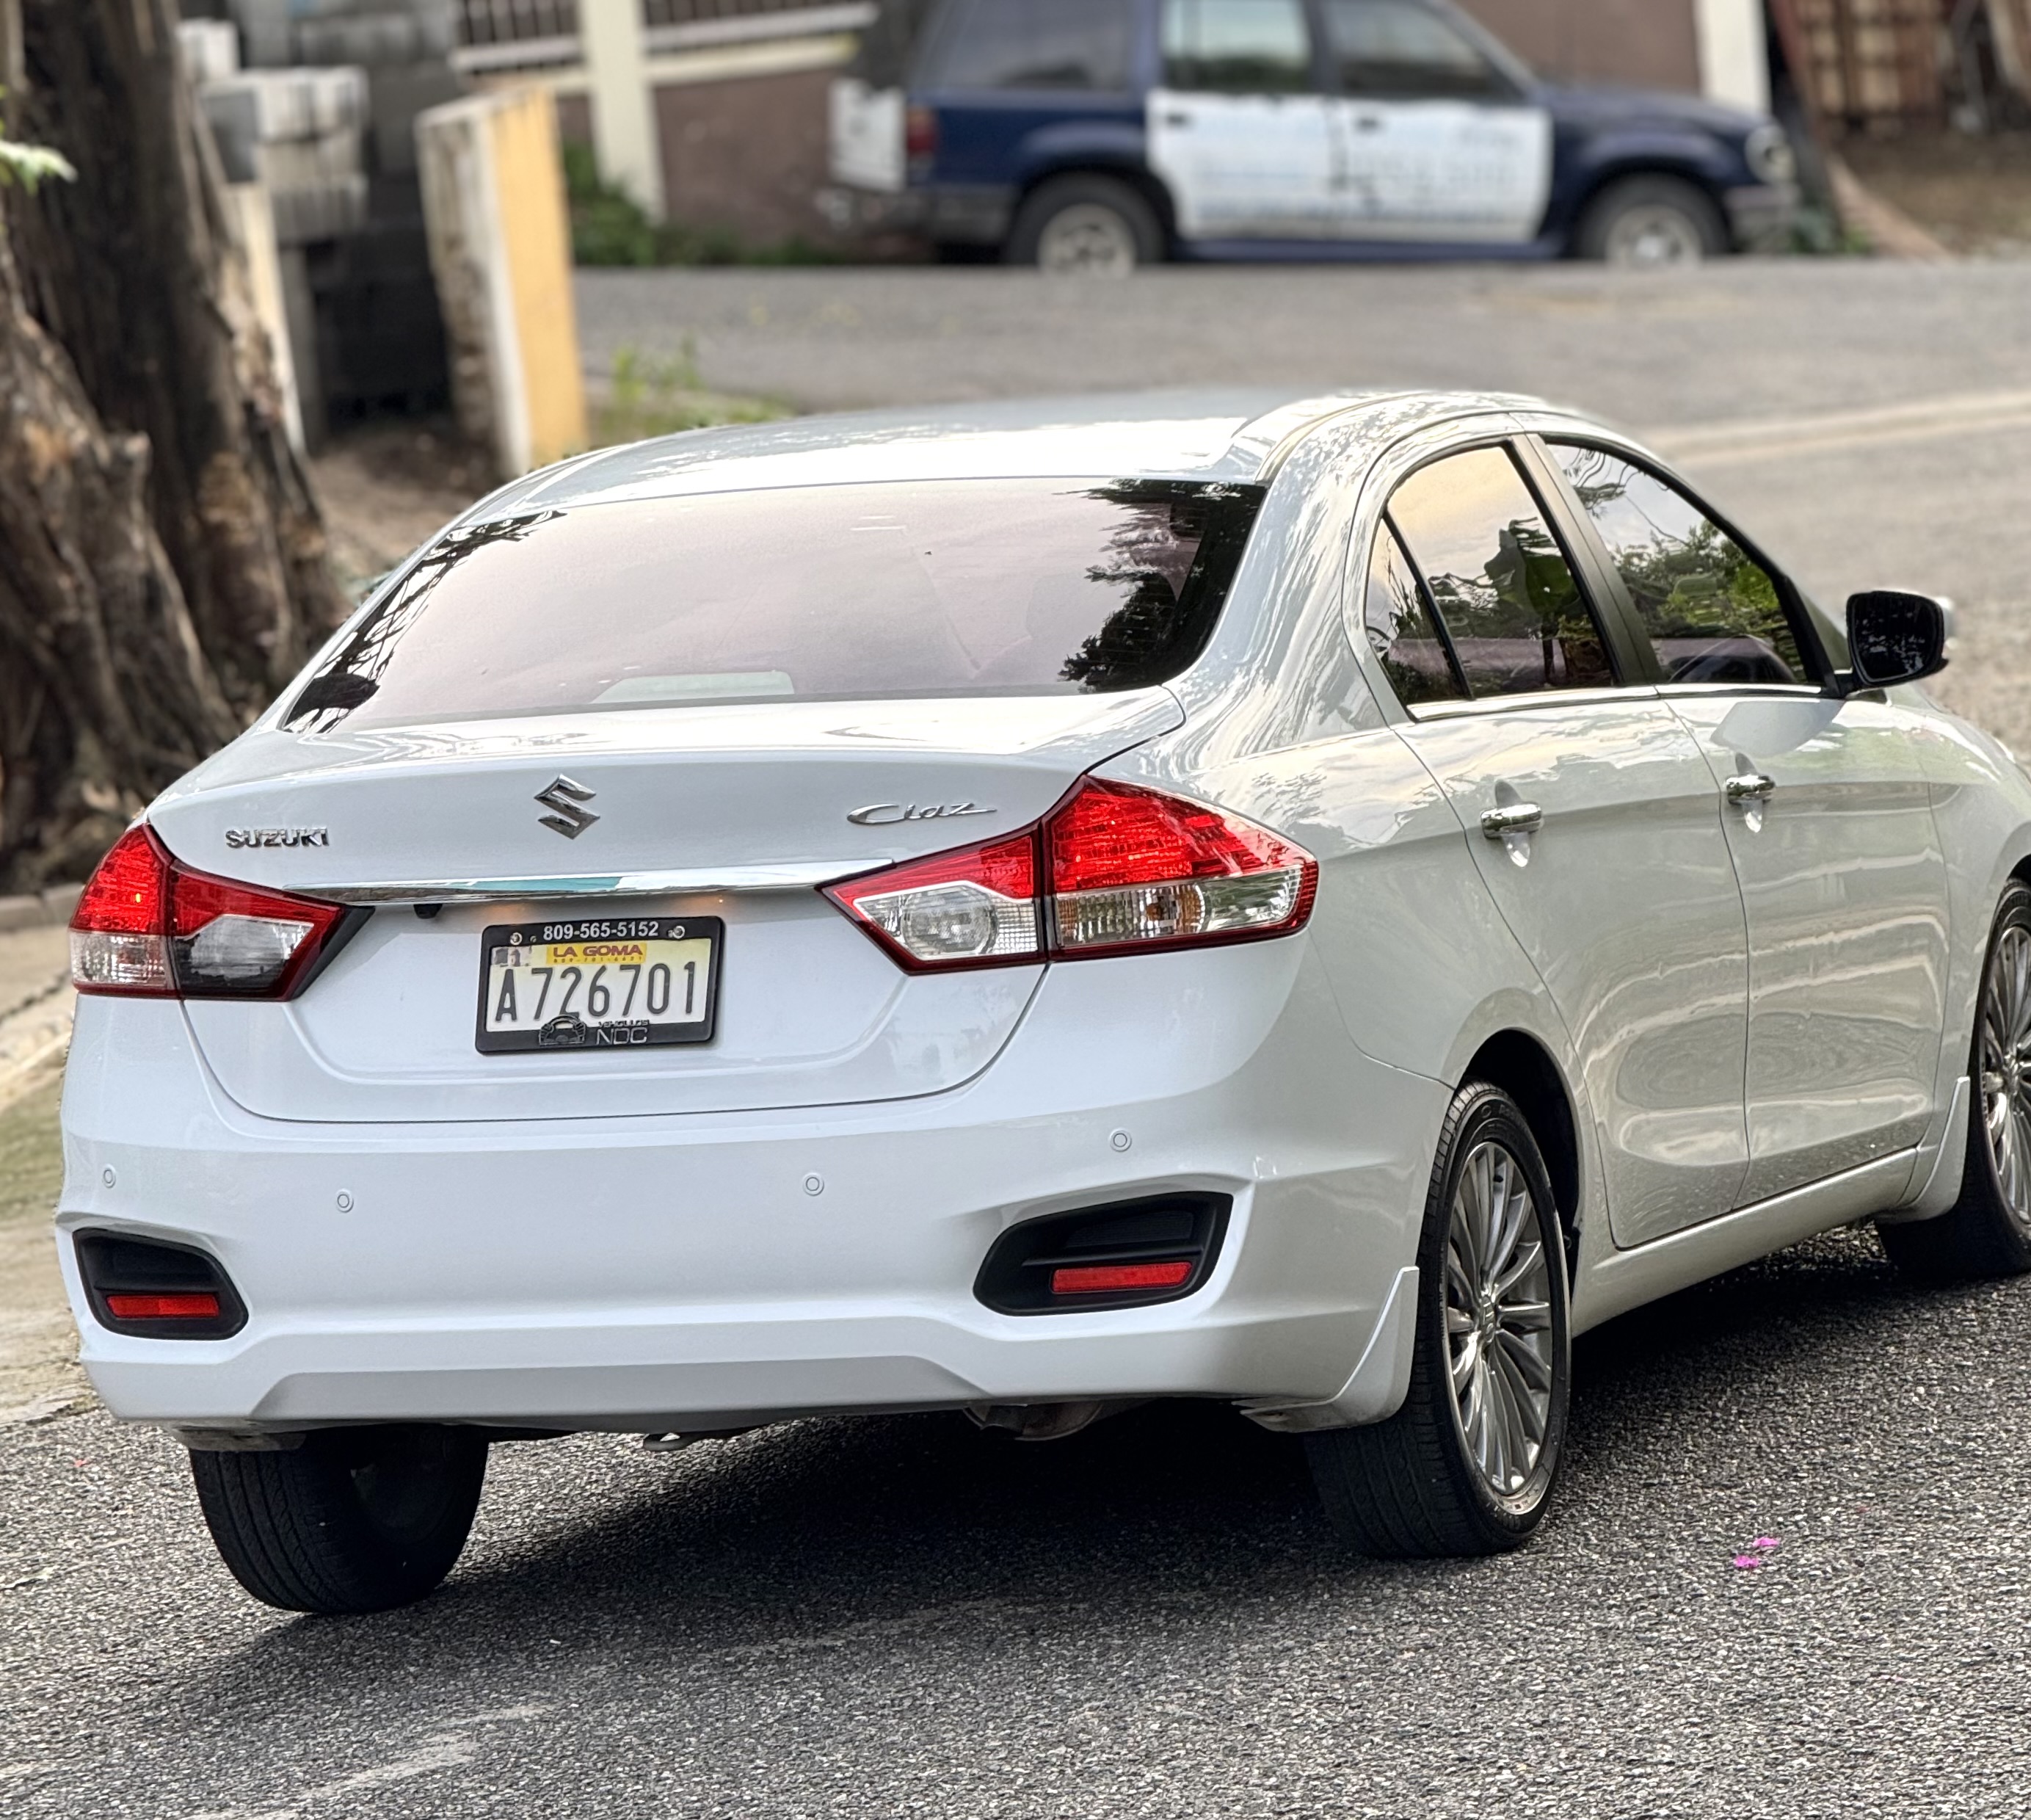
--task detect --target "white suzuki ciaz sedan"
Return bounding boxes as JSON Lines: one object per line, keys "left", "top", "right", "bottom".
{"left": 57, "top": 391, "right": 2031, "bottom": 1611}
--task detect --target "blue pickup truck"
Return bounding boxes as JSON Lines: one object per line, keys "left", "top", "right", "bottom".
{"left": 829, "top": 0, "right": 1801, "bottom": 269}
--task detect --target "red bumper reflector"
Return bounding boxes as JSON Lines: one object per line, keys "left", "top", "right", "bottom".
{"left": 103, "top": 1291, "right": 221, "bottom": 1321}
{"left": 1050, "top": 1260, "right": 1195, "bottom": 1296}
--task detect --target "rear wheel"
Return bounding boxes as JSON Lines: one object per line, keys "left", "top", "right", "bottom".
{"left": 191, "top": 1424, "right": 487, "bottom": 1614}
{"left": 1879, "top": 880, "right": 2031, "bottom": 1281}
{"left": 1575, "top": 174, "right": 1726, "bottom": 267}
{"left": 1005, "top": 175, "right": 1163, "bottom": 275}
{"left": 1306, "top": 1081, "right": 1572, "bottom": 1556}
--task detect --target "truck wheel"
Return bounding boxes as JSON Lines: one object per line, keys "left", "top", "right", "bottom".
{"left": 1005, "top": 175, "right": 1163, "bottom": 275}
{"left": 1305, "top": 1082, "right": 1572, "bottom": 1557}
{"left": 1880, "top": 880, "right": 2031, "bottom": 1282}
{"left": 191, "top": 1424, "right": 488, "bottom": 1614}
{"left": 1575, "top": 175, "right": 1726, "bottom": 267}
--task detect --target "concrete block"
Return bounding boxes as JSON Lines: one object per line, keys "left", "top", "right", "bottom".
{"left": 270, "top": 174, "right": 371, "bottom": 246}
{"left": 177, "top": 20, "right": 241, "bottom": 84}
{"left": 417, "top": 87, "right": 586, "bottom": 475}
{"left": 367, "top": 62, "right": 465, "bottom": 176}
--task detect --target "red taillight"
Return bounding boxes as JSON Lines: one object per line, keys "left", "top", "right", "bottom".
{"left": 1046, "top": 779, "right": 1317, "bottom": 958}
{"left": 824, "top": 778, "right": 1316, "bottom": 971}
{"left": 67, "top": 825, "right": 173, "bottom": 994}
{"left": 70, "top": 824, "right": 352, "bottom": 1000}
{"left": 825, "top": 830, "right": 1039, "bottom": 971}
{"left": 1051, "top": 1260, "right": 1194, "bottom": 1296}
{"left": 905, "top": 104, "right": 939, "bottom": 163}
{"left": 103, "top": 1291, "right": 220, "bottom": 1321}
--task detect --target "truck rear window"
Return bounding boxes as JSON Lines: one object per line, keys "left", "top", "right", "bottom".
{"left": 283, "top": 479, "right": 1265, "bottom": 732}
{"left": 930, "top": 0, "right": 1136, "bottom": 93}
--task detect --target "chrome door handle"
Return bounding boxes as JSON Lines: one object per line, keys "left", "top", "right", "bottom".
{"left": 1480, "top": 803, "right": 1544, "bottom": 838}
{"left": 1725, "top": 773, "right": 1776, "bottom": 804}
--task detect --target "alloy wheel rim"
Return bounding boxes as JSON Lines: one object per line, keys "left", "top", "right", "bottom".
{"left": 1980, "top": 922, "right": 2031, "bottom": 1226}
{"left": 1443, "top": 1139, "right": 1556, "bottom": 1498}
{"left": 1037, "top": 205, "right": 1138, "bottom": 276}
{"left": 1604, "top": 207, "right": 1704, "bottom": 268}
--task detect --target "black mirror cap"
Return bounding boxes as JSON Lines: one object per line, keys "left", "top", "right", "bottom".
{"left": 1845, "top": 590, "right": 1950, "bottom": 692}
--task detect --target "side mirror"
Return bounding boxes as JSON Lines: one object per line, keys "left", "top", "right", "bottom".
{"left": 1842, "top": 590, "right": 1950, "bottom": 693}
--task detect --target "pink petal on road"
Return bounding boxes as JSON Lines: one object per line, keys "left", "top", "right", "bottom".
{"left": 1732, "top": 1555, "right": 1765, "bottom": 1569}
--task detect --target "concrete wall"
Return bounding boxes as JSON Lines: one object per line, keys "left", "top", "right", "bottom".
{"left": 655, "top": 66, "right": 836, "bottom": 242}
{"left": 1458, "top": 0, "right": 1704, "bottom": 93}
{"left": 416, "top": 85, "right": 586, "bottom": 476}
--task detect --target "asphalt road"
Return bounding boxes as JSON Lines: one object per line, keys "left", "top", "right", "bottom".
{"left": 9, "top": 259, "right": 2031, "bottom": 1817}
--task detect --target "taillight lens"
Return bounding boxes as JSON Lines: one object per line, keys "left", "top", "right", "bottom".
{"left": 1046, "top": 779, "right": 1316, "bottom": 957}
{"left": 905, "top": 104, "right": 939, "bottom": 164}
{"left": 70, "top": 824, "right": 352, "bottom": 999}
{"left": 824, "top": 779, "right": 1316, "bottom": 971}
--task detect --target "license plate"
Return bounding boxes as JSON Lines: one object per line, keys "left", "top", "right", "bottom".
{"left": 475, "top": 916, "right": 722, "bottom": 1054}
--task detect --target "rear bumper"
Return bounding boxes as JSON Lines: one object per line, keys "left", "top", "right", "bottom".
{"left": 57, "top": 943, "right": 1447, "bottom": 1435}
{"left": 830, "top": 181, "right": 1014, "bottom": 247}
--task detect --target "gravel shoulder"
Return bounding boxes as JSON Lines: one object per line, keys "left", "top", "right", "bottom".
{"left": 0, "top": 1081, "right": 84, "bottom": 1428}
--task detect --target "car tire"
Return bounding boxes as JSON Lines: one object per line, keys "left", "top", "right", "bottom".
{"left": 190, "top": 1424, "right": 488, "bottom": 1614}
{"left": 1004, "top": 175, "right": 1163, "bottom": 275}
{"left": 1879, "top": 880, "right": 2031, "bottom": 1283}
{"left": 1305, "top": 1081, "right": 1572, "bottom": 1557}
{"left": 1574, "top": 174, "right": 1727, "bottom": 267}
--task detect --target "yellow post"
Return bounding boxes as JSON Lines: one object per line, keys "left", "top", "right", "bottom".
{"left": 417, "top": 86, "right": 589, "bottom": 477}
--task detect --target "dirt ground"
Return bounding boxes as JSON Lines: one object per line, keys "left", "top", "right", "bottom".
{"left": 1843, "top": 128, "right": 2031, "bottom": 256}
{"left": 308, "top": 418, "right": 493, "bottom": 595}
{"left": 0, "top": 1079, "right": 84, "bottom": 1426}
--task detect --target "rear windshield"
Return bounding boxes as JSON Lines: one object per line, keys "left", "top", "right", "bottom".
{"left": 283, "top": 479, "right": 1265, "bottom": 732}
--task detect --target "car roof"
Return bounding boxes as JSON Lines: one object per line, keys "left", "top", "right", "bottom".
{"left": 480, "top": 388, "right": 1563, "bottom": 519}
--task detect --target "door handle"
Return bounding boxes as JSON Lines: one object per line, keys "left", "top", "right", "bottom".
{"left": 1163, "top": 112, "right": 1192, "bottom": 128}
{"left": 1353, "top": 113, "right": 1384, "bottom": 132}
{"left": 1480, "top": 803, "right": 1544, "bottom": 838}
{"left": 1725, "top": 773, "right": 1776, "bottom": 805}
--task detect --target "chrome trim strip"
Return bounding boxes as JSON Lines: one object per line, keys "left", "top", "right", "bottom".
{"left": 315, "top": 863, "right": 849, "bottom": 906}
{"left": 1405, "top": 685, "right": 1660, "bottom": 722}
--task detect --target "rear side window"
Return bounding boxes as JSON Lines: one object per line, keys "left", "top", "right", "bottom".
{"left": 1321, "top": 0, "right": 1509, "bottom": 99}
{"left": 1162, "top": 0, "right": 1316, "bottom": 94}
{"left": 1363, "top": 520, "right": 1464, "bottom": 705}
{"left": 1386, "top": 446, "right": 1613, "bottom": 699}
{"left": 933, "top": 0, "right": 1136, "bottom": 93}
{"left": 1549, "top": 443, "right": 1810, "bottom": 687}
{"left": 283, "top": 479, "right": 1266, "bottom": 732}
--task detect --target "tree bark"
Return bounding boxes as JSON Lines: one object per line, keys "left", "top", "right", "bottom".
{"left": 0, "top": 0, "right": 346, "bottom": 888}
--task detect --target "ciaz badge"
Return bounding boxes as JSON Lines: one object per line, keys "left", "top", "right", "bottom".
{"left": 846, "top": 802, "right": 996, "bottom": 827}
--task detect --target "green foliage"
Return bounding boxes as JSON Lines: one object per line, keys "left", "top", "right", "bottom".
{"left": 0, "top": 135, "right": 73, "bottom": 193}
{"left": 560, "top": 141, "right": 836, "bottom": 269}
{"left": 592, "top": 339, "right": 787, "bottom": 446}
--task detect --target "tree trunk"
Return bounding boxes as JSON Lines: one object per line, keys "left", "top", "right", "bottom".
{"left": 0, "top": 0, "right": 346, "bottom": 888}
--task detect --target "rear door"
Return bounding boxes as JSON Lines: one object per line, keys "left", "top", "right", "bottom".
{"left": 1370, "top": 439, "right": 1754, "bottom": 1247}
{"left": 1317, "top": 0, "right": 1552, "bottom": 244}
{"left": 1541, "top": 439, "right": 1952, "bottom": 1206}
{"left": 1149, "top": 0, "right": 1340, "bottom": 240}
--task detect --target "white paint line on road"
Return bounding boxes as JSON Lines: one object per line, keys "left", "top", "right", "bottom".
{"left": 181, "top": 1706, "right": 552, "bottom": 1820}
{"left": 1649, "top": 388, "right": 2031, "bottom": 467}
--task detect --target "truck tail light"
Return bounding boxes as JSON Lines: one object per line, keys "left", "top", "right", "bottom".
{"left": 905, "top": 104, "right": 939, "bottom": 164}
{"left": 70, "top": 824, "right": 358, "bottom": 1000}
{"left": 824, "top": 779, "right": 1315, "bottom": 971}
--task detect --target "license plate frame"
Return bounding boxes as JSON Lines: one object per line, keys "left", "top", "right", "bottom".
{"left": 474, "top": 915, "right": 724, "bottom": 1054}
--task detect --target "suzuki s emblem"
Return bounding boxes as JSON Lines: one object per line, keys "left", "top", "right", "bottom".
{"left": 535, "top": 776, "right": 599, "bottom": 840}
{"left": 846, "top": 801, "right": 996, "bottom": 827}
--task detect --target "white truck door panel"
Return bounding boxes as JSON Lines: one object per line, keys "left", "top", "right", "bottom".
{"left": 1149, "top": 89, "right": 1339, "bottom": 239}
{"left": 1331, "top": 101, "right": 1552, "bottom": 241}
